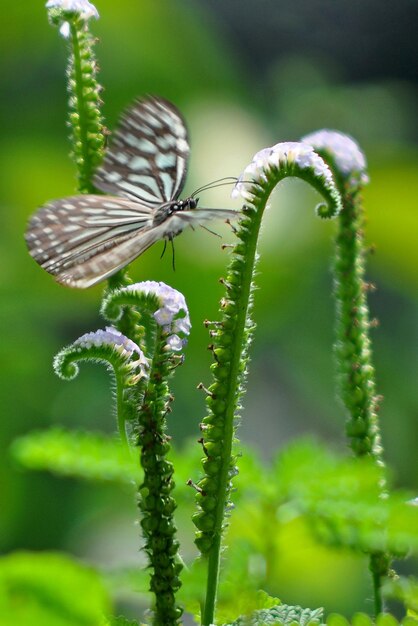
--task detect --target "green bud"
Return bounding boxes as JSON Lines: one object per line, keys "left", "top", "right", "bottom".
{"left": 195, "top": 533, "right": 213, "bottom": 553}
{"left": 192, "top": 511, "right": 215, "bottom": 532}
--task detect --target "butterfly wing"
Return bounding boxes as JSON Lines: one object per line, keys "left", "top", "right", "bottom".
{"left": 94, "top": 96, "right": 190, "bottom": 205}
{"left": 25, "top": 194, "right": 158, "bottom": 288}
{"left": 25, "top": 96, "right": 237, "bottom": 288}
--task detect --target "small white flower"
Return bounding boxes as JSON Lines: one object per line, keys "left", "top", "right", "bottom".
{"left": 119, "top": 282, "right": 191, "bottom": 351}
{"left": 75, "top": 327, "right": 141, "bottom": 358}
{"left": 172, "top": 315, "right": 191, "bottom": 336}
{"left": 73, "top": 327, "right": 149, "bottom": 378}
{"left": 46, "top": 0, "right": 99, "bottom": 19}
{"left": 59, "top": 21, "right": 70, "bottom": 37}
{"left": 46, "top": 0, "right": 99, "bottom": 38}
{"left": 124, "top": 282, "right": 189, "bottom": 327}
{"left": 302, "top": 129, "right": 369, "bottom": 184}
{"left": 154, "top": 307, "right": 176, "bottom": 327}
{"left": 232, "top": 141, "right": 335, "bottom": 200}
{"left": 165, "top": 334, "right": 185, "bottom": 352}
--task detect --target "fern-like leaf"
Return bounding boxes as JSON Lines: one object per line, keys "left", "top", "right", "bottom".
{"left": 224, "top": 602, "right": 324, "bottom": 626}
{"left": 11, "top": 428, "right": 142, "bottom": 484}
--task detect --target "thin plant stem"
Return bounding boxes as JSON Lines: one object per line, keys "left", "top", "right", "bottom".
{"left": 136, "top": 331, "right": 183, "bottom": 626}
{"left": 68, "top": 18, "right": 105, "bottom": 193}
{"left": 301, "top": 130, "right": 391, "bottom": 615}
{"left": 101, "top": 285, "right": 189, "bottom": 625}
{"left": 202, "top": 194, "right": 263, "bottom": 626}
{"left": 193, "top": 144, "right": 342, "bottom": 625}
{"left": 335, "top": 191, "right": 390, "bottom": 614}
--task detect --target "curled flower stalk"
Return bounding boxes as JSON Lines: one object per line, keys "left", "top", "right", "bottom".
{"left": 303, "top": 130, "right": 390, "bottom": 615}
{"left": 103, "top": 282, "right": 191, "bottom": 625}
{"left": 54, "top": 326, "right": 148, "bottom": 448}
{"left": 47, "top": 0, "right": 105, "bottom": 194}
{"left": 194, "top": 142, "right": 342, "bottom": 626}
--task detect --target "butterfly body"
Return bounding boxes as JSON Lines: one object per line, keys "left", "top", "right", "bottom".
{"left": 26, "top": 97, "right": 236, "bottom": 288}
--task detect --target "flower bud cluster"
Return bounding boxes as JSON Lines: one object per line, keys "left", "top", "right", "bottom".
{"left": 103, "top": 281, "right": 191, "bottom": 353}
{"left": 54, "top": 326, "right": 148, "bottom": 385}
{"left": 46, "top": 0, "right": 99, "bottom": 37}
{"left": 232, "top": 141, "right": 342, "bottom": 218}
{"left": 302, "top": 129, "right": 369, "bottom": 188}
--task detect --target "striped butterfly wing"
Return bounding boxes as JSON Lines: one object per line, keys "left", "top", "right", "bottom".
{"left": 26, "top": 96, "right": 191, "bottom": 287}
{"left": 26, "top": 96, "right": 238, "bottom": 288}
{"left": 94, "top": 96, "right": 190, "bottom": 205}
{"left": 26, "top": 195, "right": 158, "bottom": 288}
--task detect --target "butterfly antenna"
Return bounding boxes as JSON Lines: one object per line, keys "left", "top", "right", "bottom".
{"left": 192, "top": 177, "right": 238, "bottom": 197}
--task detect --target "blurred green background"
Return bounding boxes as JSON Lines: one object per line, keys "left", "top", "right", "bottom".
{"left": 1, "top": 0, "right": 417, "bottom": 618}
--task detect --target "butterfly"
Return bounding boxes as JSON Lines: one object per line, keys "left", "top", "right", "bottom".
{"left": 25, "top": 96, "right": 238, "bottom": 288}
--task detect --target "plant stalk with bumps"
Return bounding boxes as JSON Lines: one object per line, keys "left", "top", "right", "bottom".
{"left": 193, "top": 142, "right": 342, "bottom": 625}
{"left": 302, "top": 129, "right": 391, "bottom": 614}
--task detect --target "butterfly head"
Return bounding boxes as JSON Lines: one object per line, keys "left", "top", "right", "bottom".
{"left": 171, "top": 197, "right": 199, "bottom": 213}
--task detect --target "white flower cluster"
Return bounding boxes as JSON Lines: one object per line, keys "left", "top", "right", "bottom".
{"left": 124, "top": 281, "right": 191, "bottom": 352}
{"left": 302, "top": 129, "right": 369, "bottom": 185}
{"left": 74, "top": 326, "right": 148, "bottom": 377}
{"left": 232, "top": 141, "right": 334, "bottom": 201}
{"left": 46, "top": 0, "right": 99, "bottom": 37}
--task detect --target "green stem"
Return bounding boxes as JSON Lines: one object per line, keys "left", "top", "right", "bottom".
{"left": 101, "top": 287, "right": 185, "bottom": 622}
{"left": 203, "top": 534, "right": 221, "bottom": 624}
{"left": 115, "top": 372, "right": 129, "bottom": 451}
{"left": 68, "top": 18, "right": 105, "bottom": 194}
{"left": 196, "top": 148, "right": 341, "bottom": 624}
{"left": 70, "top": 22, "right": 93, "bottom": 192}
{"left": 373, "top": 571, "right": 383, "bottom": 616}
{"left": 334, "top": 185, "right": 390, "bottom": 614}
{"left": 136, "top": 330, "right": 183, "bottom": 625}
{"left": 370, "top": 551, "right": 389, "bottom": 616}
{"left": 202, "top": 194, "right": 263, "bottom": 626}
{"left": 301, "top": 131, "right": 391, "bottom": 614}
{"left": 334, "top": 189, "right": 384, "bottom": 465}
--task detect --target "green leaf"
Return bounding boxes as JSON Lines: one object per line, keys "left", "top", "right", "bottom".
{"left": 271, "top": 439, "right": 418, "bottom": 555}
{"left": 223, "top": 601, "right": 324, "bottom": 626}
{"left": 375, "top": 614, "right": 400, "bottom": 626}
{"left": 11, "top": 428, "right": 142, "bottom": 485}
{"left": 325, "top": 614, "right": 409, "bottom": 626}
{"left": 351, "top": 613, "right": 373, "bottom": 626}
{"left": 0, "top": 551, "right": 111, "bottom": 626}
{"left": 383, "top": 577, "right": 418, "bottom": 619}
{"left": 326, "top": 615, "right": 350, "bottom": 626}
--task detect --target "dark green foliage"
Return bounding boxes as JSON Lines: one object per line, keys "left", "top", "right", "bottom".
{"left": 224, "top": 602, "right": 324, "bottom": 626}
